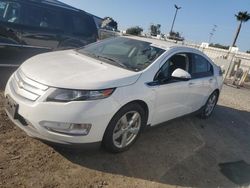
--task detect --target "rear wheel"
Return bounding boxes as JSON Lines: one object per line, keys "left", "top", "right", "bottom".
{"left": 199, "top": 91, "right": 219, "bottom": 119}
{"left": 102, "top": 103, "right": 146, "bottom": 153}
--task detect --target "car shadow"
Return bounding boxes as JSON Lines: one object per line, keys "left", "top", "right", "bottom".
{"left": 49, "top": 105, "right": 250, "bottom": 187}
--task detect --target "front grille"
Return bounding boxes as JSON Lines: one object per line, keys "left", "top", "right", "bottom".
{"left": 11, "top": 69, "right": 48, "bottom": 101}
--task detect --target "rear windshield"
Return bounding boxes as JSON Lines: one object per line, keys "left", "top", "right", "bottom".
{"left": 77, "top": 37, "right": 165, "bottom": 72}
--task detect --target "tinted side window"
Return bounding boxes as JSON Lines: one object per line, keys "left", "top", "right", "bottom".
{"left": 23, "top": 4, "right": 63, "bottom": 30}
{"left": 0, "top": 1, "right": 23, "bottom": 24}
{"left": 191, "top": 54, "right": 213, "bottom": 78}
{"left": 72, "top": 13, "right": 96, "bottom": 37}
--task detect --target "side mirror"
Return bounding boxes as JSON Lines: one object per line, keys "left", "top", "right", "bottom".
{"left": 171, "top": 68, "right": 191, "bottom": 81}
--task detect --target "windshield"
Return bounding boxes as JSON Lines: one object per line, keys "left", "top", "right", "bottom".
{"left": 77, "top": 37, "right": 165, "bottom": 72}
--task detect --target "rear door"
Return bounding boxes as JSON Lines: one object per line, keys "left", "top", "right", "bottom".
{"left": 55, "top": 10, "right": 97, "bottom": 49}
{"left": 188, "top": 53, "right": 215, "bottom": 111}
{"left": 69, "top": 12, "right": 98, "bottom": 45}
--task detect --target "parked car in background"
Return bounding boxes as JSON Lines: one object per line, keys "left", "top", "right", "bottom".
{"left": 0, "top": 0, "right": 98, "bottom": 88}
{"left": 5, "top": 36, "right": 223, "bottom": 153}
{"left": 98, "top": 28, "right": 120, "bottom": 40}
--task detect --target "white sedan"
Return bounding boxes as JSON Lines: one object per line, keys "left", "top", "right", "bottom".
{"left": 5, "top": 36, "right": 223, "bottom": 152}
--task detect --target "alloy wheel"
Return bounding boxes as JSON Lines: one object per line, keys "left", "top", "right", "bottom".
{"left": 112, "top": 111, "right": 141, "bottom": 148}
{"left": 205, "top": 93, "right": 217, "bottom": 116}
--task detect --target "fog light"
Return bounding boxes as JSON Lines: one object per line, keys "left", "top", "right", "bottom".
{"left": 40, "top": 121, "right": 92, "bottom": 136}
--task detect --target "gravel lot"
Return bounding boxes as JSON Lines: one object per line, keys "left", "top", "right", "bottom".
{"left": 0, "top": 85, "right": 250, "bottom": 188}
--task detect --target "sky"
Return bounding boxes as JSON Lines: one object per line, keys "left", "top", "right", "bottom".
{"left": 60, "top": 0, "right": 250, "bottom": 52}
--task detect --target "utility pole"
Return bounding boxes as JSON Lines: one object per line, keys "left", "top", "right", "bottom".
{"left": 208, "top": 25, "right": 217, "bottom": 44}
{"left": 169, "top": 4, "right": 181, "bottom": 34}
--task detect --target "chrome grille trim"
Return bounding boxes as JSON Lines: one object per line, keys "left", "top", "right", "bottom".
{"left": 11, "top": 70, "right": 48, "bottom": 101}
{"left": 11, "top": 79, "right": 39, "bottom": 101}
{"left": 14, "top": 73, "right": 44, "bottom": 96}
{"left": 17, "top": 70, "right": 48, "bottom": 91}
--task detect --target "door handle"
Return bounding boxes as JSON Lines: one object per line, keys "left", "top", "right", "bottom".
{"left": 209, "top": 78, "right": 214, "bottom": 83}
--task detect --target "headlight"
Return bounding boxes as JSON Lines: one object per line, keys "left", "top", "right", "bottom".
{"left": 46, "top": 88, "right": 115, "bottom": 102}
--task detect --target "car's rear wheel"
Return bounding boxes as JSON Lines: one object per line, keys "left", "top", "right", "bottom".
{"left": 200, "top": 91, "right": 219, "bottom": 119}
{"left": 102, "top": 103, "right": 146, "bottom": 153}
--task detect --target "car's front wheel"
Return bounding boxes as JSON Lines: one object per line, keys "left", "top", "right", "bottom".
{"left": 102, "top": 103, "right": 146, "bottom": 153}
{"left": 200, "top": 91, "right": 219, "bottom": 119}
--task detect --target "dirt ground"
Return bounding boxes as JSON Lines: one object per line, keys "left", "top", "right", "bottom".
{"left": 0, "top": 85, "right": 250, "bottom": 188}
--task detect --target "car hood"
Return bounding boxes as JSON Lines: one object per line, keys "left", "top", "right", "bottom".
{"left": 20, "top": 50, "right": 141, "bottom": 90}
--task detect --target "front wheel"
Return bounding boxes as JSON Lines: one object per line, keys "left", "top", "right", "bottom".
{"left": 199, "top": 91, "right": 219, "bottom": 119}
{"left": 102, "top": 103, "right": 146, "bottom": 153}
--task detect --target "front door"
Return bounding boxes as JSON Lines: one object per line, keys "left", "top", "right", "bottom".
{"left": 151, "top": 53, "right": 193, "bottom": 125}
{"left": 0, "top": 1, "right": 53, "bottom": 66}
{"left": 0, "top": 0, "right": 47, "bottom": 88}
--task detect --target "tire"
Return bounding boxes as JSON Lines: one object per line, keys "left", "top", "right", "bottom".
{"left": 199, "top": 91, "right": 219, "bottom": 119}
{"left": 102, "top": 103, "right": 147, "bottom": 153}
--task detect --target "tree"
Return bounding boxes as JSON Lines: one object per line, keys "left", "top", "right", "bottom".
{"left": 247, "top": 50, "right": 250, "bottom": 54}
{"left": 150, "top": 24, "right": 161, "bottom": 36}
{"left": 126, "top": 26, "right": 143, "bottom": 36}
{"left": 167, "top": 31, "right": 184, "bottom": 41}
{"left": 101, "top": 17, "right": 118, "bottom": 31}
{"left": 232, "top": 11, "right": 250, "bottom": 47}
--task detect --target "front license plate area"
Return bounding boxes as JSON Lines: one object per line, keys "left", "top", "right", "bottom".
{"left": 5, "top": 95, "right": 19, "bottom": 119}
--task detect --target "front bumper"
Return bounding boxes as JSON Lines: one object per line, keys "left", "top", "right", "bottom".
{"left": 4, "top": 77, "right": 120, "bottom": 144}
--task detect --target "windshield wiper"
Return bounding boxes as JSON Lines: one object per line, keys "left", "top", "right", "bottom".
{"left": 80, "top": 52, "right": 134, "bottom": 71}
{"left": 96, "top": 55, "right": 128, "bottom": 69}
{"left": 80, "top": 51, "right": 98, "bottom": 59}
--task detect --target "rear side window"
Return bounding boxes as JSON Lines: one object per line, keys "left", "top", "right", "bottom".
{"left": 191, "top": 54, "right": 213, "bottom": 78}
{"left": 23, "top": 4, "right": 63, "bottom": 30}
{"left": 0, "top": 1, "right": 23, "bottom": 24}
{"left": 71, "top": 13, "right": 96, "bottom": 37}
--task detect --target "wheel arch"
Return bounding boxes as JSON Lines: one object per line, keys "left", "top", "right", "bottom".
{"left": 102, "top": 99, "right": 150, "bottom": 152}
{"left": 213, "top": 88, "right": 220, "bottom": 103}
{"left": 120, "top": 100, "right": 149, "bottom": 125}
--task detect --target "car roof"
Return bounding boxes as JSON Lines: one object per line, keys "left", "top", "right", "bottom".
{"left": 123, "top": 35, "right": 194, "bottom": 51}
{"left": 23, "top": 0, "right": 81, "bottom": 12}
{"left": 122, "top": 35, "right": 215, "bottom": 64}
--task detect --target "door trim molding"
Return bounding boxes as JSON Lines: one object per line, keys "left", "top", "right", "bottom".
{"left": 0, "top": 64, "right": 20, "bottom": 67}
{"left": 0, "top": 42, "right": 51, "bottom": 50}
